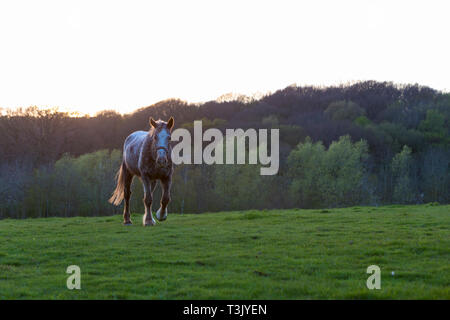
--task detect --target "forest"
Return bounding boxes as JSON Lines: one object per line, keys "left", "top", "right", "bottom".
{"left": 0, "top": 81, "right": 448, "bottom": 218}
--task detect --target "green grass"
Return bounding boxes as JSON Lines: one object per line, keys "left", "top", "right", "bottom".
{"left": 0, "top": 204, "right": 449, "bottom": 299}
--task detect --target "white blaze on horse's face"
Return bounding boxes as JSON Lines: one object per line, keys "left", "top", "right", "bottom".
{"left": 155, "top": 127, "right": 171, "bottom": 165}
{"left": 150, "top": 117, "right": 174, "bottom": 167}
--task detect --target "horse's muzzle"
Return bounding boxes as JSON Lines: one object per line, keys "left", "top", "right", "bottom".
{"left": 156, "top": 147, "right": 169, "bottom": 167}
{"left": 156, "top": 156, "right": 168, "bottom": 167}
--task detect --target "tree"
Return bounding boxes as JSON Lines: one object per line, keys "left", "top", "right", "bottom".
{"left": 324, "top": 100, "right": 366, "bottom": 122}
{"left": 378, "top": 122, "right": 426, "bottom": 153}
{"left": 288, "top": 137, "right": 326, "bottom": 208}
{"left": 0, "top": 107, "right": 72, "bottom": 165}
{"left": 391, "top": 145, "right": 418, "bottom": 204}
{"left": 420, "top": 147, "right": 450, "bottom": 203}
{"left": 323, "top": 136, "right": 370, "bottom": 207}
{"left": 419, "top": 109, "right": 448, "bottom": 146}
{"left": 354, "top": 116, "right": 371, "bottom": 127}
{"left": 288, "top": 136, "right": 370, "bottom": 208}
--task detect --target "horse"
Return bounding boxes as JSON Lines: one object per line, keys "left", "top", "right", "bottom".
{"left": 109, "top": 117, "right": 174, "bottom": 226}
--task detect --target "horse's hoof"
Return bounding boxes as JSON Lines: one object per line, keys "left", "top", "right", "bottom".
{"left": 143, "top": 213, "right": 156, "bottom": 226}
{"left": 156, "top": 208, "right": 167, "bottom": 221}
{"left": 123, "top": 222, "right": 132, "bottom": 226}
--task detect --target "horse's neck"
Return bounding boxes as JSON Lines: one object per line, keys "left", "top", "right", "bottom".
{"left": 141, "top": 132, "right": 155, "bottom": 161}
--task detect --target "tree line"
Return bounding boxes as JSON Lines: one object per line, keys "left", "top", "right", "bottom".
{"left": 0, "top": 81, "right": 448, "bottom": 218}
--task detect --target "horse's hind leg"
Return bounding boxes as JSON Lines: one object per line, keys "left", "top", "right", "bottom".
{"left": 156, "top": 177, "right": 171, "bottom": 222}
{"left": 123, "top": 170, "right": 133, "bottom": 225}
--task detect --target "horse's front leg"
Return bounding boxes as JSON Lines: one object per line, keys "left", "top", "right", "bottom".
{"left": 156, "top": 177, "right": 171, "bottom": 222}
{"left": 142, "top": 176, "right": 156, "bottom": 226}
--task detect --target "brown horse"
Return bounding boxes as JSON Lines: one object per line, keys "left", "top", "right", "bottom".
{"left": 109, "top": 117, "right": 174, "bottom": 226}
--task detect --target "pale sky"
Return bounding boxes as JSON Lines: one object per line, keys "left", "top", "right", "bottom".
{"left": 0, "top": 0, "right": 449, "bottom": 115}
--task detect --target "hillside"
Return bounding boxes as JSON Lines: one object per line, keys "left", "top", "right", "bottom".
{"left": 1, "top": 81, "right": 449, "bottom": 219}
{"left": 0, "top": 204, "right": 448, "bottom": 299}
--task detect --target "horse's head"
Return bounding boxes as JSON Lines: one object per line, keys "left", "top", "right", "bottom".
{"left": 149, "top": 117, "right": 174, "bottom": 167}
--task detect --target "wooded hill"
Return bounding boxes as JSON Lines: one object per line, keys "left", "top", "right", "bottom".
{"left": 0, "top": 81, "right": 448, "bottom": 218}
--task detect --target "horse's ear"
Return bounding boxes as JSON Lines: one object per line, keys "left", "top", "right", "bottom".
{"left": 150, "top": 117, "right": 157, "bottom": 128}
{"left": 167, "top": 117, "right": 174, "bottom": 131}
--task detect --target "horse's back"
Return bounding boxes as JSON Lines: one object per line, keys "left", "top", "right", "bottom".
{"left": 125, "top": 131, "right": 147, "bottom": 146}
{"left": 123, "top": 131, "right": 148, "bottom": 175}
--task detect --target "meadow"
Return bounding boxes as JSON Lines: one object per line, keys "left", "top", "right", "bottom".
{"left": 0, "top": 204, "right": 448, "bottom": 299}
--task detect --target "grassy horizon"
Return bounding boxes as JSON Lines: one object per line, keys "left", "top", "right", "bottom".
{"left": 0, "top": 204, "right": 449, "bottom": 299}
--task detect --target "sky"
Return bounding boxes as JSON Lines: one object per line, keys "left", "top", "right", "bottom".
{"left": 0, "top": 0, "right": 449, "bottom": 115}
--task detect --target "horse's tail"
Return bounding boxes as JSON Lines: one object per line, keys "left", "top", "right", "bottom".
{"left": 109, "top": 161, "right": 127, "bottom": 206}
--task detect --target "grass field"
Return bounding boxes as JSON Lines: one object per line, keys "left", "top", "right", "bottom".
{"left": 0, "top": 204, "right": 449, "bottom": 299}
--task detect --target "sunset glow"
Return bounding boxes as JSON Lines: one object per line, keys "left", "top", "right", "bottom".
{"left": 0, "top": 0, "right": 449, "bottom": 115}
